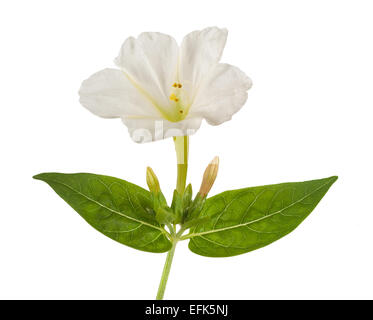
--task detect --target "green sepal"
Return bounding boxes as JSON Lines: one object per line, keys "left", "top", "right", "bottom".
{"left": 183, "top": 184, "right": 193, "bottom": 207}
{"left": 152, "top": 191, "right": 167, "bottom": 211}
{"left": 155, "top": 207, "right": 175, "bottom": 225}
{"left": 171, "top": 190, "right": 183, "bottom": 224}
{"left": 170, "top": 184, "right": 194, "bottom": 224}
{"left": 184, "top": 192, "right": 206, "bottom": 223}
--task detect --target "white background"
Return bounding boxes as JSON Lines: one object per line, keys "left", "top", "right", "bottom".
{"left": 1, "top": 0, "right": 372, "bottom": 300}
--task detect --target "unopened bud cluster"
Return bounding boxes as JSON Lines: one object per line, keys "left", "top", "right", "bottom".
{"left": 145, "top": 157, "right": 219, "bottom": 227}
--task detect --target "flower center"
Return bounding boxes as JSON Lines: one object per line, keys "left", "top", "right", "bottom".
{"left": 169, "top": 83, "right": 187, "bottom": 121}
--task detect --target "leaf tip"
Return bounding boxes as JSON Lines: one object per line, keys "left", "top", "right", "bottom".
{"left": 33, "top": 173, "right": 49, "bottom": 181}
{"left": 329, "top": 175, "right": 338, "bottom": 183}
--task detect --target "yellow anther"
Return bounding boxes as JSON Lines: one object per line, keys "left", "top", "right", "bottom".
{"left": 172, "top": 83, "right": 182, "bottom": 89}
{"left": 169, "top": 93, "right": 177, "bottom": 101}
{"left": 170, "top": 83, "right": 183, "bottom": 104}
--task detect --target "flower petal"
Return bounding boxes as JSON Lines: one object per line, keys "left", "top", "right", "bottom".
{"left": 179, "top": 27, "right": 228, "bottom": 100}
{"left": 122, "top": 117, "right": 202, "bottom": 143}
{"left": 79, "top": 68, "right": 159, "bottom": 118}
{"left": 115, "top": 33, "right": 179, "bottom": 115}
{"left": 190, "top": 63, "right": 252, "bottom": 125}
{"left": 137, "top": 32, "right": 179, "bottom": 98}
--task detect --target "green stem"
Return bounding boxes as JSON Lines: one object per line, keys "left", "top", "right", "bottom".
{"left": 174, "top": 136, "right": 189, "bottom": 194}
{"left": 156, "top": 240, "right": 177, "bottom": 300}
{"left": 155, "top": 136, "right": 188, "bottom": 300}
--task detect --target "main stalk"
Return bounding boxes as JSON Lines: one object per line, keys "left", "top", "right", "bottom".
{"left": 155, "top": 136, "right": 189, "bottom": 300}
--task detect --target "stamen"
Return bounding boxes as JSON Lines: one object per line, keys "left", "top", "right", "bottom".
{"left": 172, "top": 83, "right": 182, "bottom": 88}
{"left": 169, "top": 93, "right": 177, "bottom": 101}
{"left": 170, "top": 83, "right": 183, "bottom": 107}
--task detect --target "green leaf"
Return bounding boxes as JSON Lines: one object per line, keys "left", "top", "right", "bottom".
{"left": 187, "top": 176, "right": 337, "bottom": 257}
{"left": 34, "top": 172, "right": 172, "bottom": 253}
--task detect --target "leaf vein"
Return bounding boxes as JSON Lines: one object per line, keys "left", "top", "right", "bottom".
{"left": 46, "top": 178, "right": 165, "bottom": 233}
{"left": 185, "top": 180, "right": 331, "bottom": 240}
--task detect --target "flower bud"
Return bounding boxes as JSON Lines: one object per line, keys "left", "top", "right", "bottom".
{"left": 146, "top": 167, "right": 160, "bottom": 194}
{"left": 199, "top": 156, "right": 219, "bottom": 197}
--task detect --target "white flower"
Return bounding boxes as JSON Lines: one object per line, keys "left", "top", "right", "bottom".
{"left": 79, "top": 27, "right": 252, "bottom": 143}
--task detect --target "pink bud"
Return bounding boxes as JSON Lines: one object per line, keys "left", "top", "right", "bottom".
{"left": 199, "top": 156, "right": 219, "bottom": 197}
